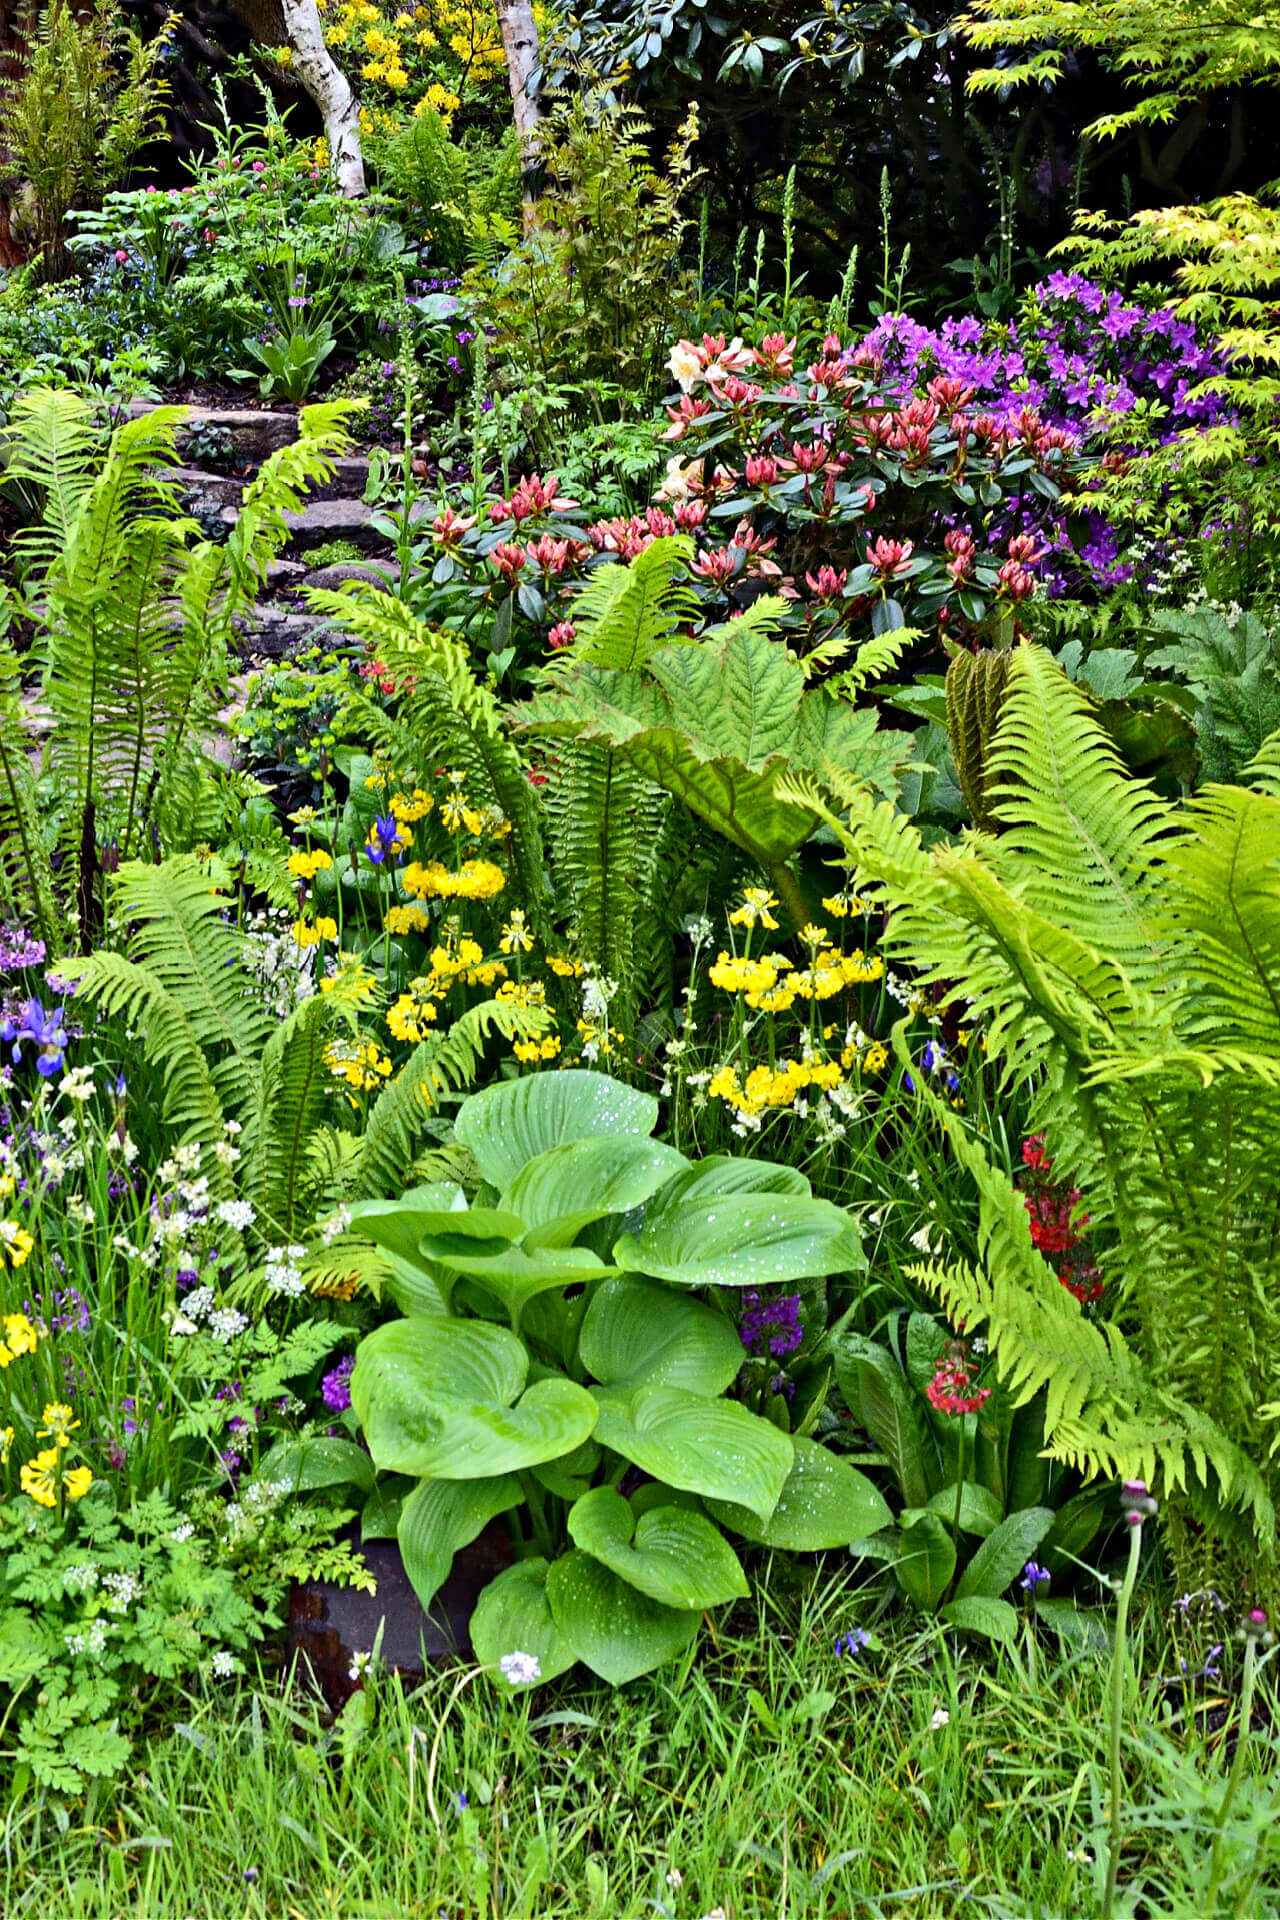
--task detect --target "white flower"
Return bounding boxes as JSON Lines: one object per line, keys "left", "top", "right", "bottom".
{"left": 183, "top": 1285, "right": 215, "bottom": 1321}
{"left": 348, "top": 1648, "right": 375, "bottom": 1682}
{"left": 63, "top": 1562, "right": 99, "bottom": 1594}
{"left": 217, "top": 1199, "right": 256, "bottom": 1232}
{"left": 264, "top": 1244, "right": 307, "bottom": 1297}
{"left": 320, "top": 1205, "right": 352, "bottom": 1246}
{"left": 169, "top": 1313, "right": 199, "bottom": 1337}
{"left": 210, "top": 1649, "right": 237, "bottom": 1678}
{"left": 654, "top": 454, "right": 701, "bottom": 503}
{"left": 498, "top": 1649, "right": 541, "bottom": 1686}
{"left": 174, "top": 1143, "right": 202, "bottom": 1175}
{"left": 930, "top": 1707, "right": 950, "bottom": 1730}
{"left": 224, "top": 1119, "right": 243, "bottom": 1137}
{"left": 207, "top": 1306, "right": 248, "bottom": 1343}
{"left": 61, "top": 1065, "right": 95, "bottom": 1103}
{"left": 665, "top": 1869, "right": 684, "bottom": 1890}
{"left": 908, "top": 1224, "right": 940, "bottom": 1255}
{"left": 212, "top": 1140, "right": 241, "bottom": 1169}
{"left": 102, "top": 1569, "right": 141, "bottom": 1614}
{"left": 696, "top": 1909, "right": 728, "bottom": 1920}
{"left": 42, "top": 1152, "right": 66, "bottom": 1185}
{"left": 170, "top": 1523, "right": 195, "bottom": 1543}
{"left": 667, "top": 338, "right": 703, "bottom": 392}
{"left": 1066, "top": 1846, "right": 1094, "bottom": 1865}
{"left": 66, "top": 1196, "right": 95, "bottom": 1226}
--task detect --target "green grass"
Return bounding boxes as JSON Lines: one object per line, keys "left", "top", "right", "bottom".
{"left": 4, "top": 1568, "right": 1277, "bottom": 1920}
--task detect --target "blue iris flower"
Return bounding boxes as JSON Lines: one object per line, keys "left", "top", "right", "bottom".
{"left": 0, "top": 998, "right": 68, "bottom": 1077}
{"left": 365, "top": 814, "right": 400, "bottom": 865}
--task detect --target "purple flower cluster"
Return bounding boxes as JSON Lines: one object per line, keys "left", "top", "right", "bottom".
{"left": 739, "top": 1290, "right": 803, "bottom": 1359}
{"left": 322, "top": 1354, "right": 354, "bottom": 1412}
{"left": 0, "top": 926, "right": 46, "bottom": 974}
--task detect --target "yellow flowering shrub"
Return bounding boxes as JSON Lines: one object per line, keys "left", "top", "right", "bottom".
{"left": 317, "top": 0, "right": 509, "bottom": 122}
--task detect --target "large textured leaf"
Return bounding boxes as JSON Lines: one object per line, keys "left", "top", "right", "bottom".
{"left": 348, "top": 1184, "right": 469, "bottom": 1272}
{"left": 470, "top": 1559, "right": 577, "bottom": 1687}
{"left": 517, "top": 627, "right": 906, "bottom": 867}
{"left": 397, "top": 1474, "right": 521, "bottom": 1611}
{"left": 614, "top": 1177, "right": 862, "bottom": 1289}
{"left": 591, "top": 1383, "right": 793, "bottom": 1519}
{"left": 938, "top": 1596, "right": 1019, "bottom": 1646}
{"left": 456, "top": 1070, "right": 658, "bottom": 1190}
{"left": 829, "top": 1332, "right": 936, "bottom": 1508}
{"left": 421, "top": 1242, "right": 611, "bottom": 1320}
{"left": 641, "top": 1155, "right": 812, "bottom": 1201}
{"left": 706, "top": 1437, "right": 891, "bottom": 1549}
{"left": 578, "top": 1275, "right": 745, "bottom": 1394}
{"left": 545, "top": 1550, "right": 700, "bottom": 1683}
{"left": 255, "top": 1437, "right": 376, "bottom": 1497}
{"left": 567, "top": 1487, "right": 747, "bottom": 1609}
{"left": 350, "top": 1317, "right": 597, "bottom": 1477}
{"left": 502, "top": 1136, "right": 689, "bottom": 1248}
{"left": 954, "top": 1506, "right": 1055, "bottom": 1601}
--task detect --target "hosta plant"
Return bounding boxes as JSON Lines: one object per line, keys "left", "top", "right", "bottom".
{"left": 293, "top": 1070, "right": 888, "bottom": 1687}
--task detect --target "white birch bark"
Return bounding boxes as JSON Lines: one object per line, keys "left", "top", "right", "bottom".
{"left": 280, "top": 0, "right": 366, "bottom": 197}
{"left": 494, "top": 0, "right": 542, "bottom": 158}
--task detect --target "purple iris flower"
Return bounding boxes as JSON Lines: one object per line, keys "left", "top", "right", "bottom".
{"left": 0, "top": 999, "right": 68, "bottom": 1076}
{"left": 365, "top": 815, "right": 399, "bottom": 865}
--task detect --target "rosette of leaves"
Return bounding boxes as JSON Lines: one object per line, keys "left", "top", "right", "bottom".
{"left": 829, "top": 1312, "right": 1109, "bottom": 1648}
{"left": 289, "top": 1069, "right": 887, "bottom": 1687}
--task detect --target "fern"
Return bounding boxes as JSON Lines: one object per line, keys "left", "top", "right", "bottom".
{"left": 805, "top": 645, "right": 1280, "bottom": 1600}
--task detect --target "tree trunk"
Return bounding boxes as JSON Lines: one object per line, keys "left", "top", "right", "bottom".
{"left": 494, "top": 0, "right": 541, "bottom": 213}
{"left": 279, "top": 0, "right": 365, "bottom": 196}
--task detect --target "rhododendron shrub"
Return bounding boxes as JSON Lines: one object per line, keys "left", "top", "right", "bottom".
{"left": 419, "top": 278, "right": 1229, "bottom": 672}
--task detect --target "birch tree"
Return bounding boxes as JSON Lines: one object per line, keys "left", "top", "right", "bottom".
{"left": 280, "top": 0, "right": 365, "bottom": 196}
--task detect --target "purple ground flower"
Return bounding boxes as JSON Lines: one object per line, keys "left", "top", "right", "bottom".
{"left": 739, "top": 1290, "right": 803, "bottom": 1359}
{"left": 322, "top": 1355, "right": 354, "bottom": 1412}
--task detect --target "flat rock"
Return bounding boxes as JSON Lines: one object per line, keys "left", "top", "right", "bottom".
{"left": 218, "top": 495, "right": 384, "bottom": 553}
{"left": 302, "top": 560, "right": 396, "bottom": 592}
{"left": 127, "top": 400, "right": 298, "bottom": 466}
{"left": 307, "top": 454, "right": 373, "bottom": 503}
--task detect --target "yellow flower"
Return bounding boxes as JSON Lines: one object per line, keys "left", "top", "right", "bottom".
{"left": 403, "top": 858, "right": 506, "bottom": 902}
{"left": 862, "top": 1042, "right": 889, "bottom": 1074}
{"left": 293, "top": 917, "right": 339, "bottom": 947}
{"left": 0, "top": 1221, "right": 34, "bottom": 1268}
{"left": 324, "top": 1039, "right": 394, "bottom": 1091}
{"left": 364, "top": 771, "right": 387, "bottom": 790}
{"left": 62, "top": 1464, "right": 93, "bottom": 1502}
{"left": 389, "top": 788, "right": 434, "bottom": 824}
{"left": 821, "top": 894, "right": 850, "bottom": 919}
{"left": 387, "top": 981, "right": 440, "bottom": 1042}
{"left": 497, "top": 978, "right": 547, "bottom": 1008}
{"left": 20, "top": 1448, "right": 59, "bottom": 1507}
{"left": 546, "top": 954, "right": 584, "bottom": 978}
{"left": 0, "top": 1425, "right": 13, "bottom": 1465}
{"left": 513, "top": 1034, "right": 562, "bottom": 1064}
{"left": 2, "top": 1311, "right": 38, "bottom": 1360}
{"left": 37, "top": 1403, "right": 78, "bottom": 1448}
{"left": 288, "top": 849, "right": 333, "bottom": 882}
{"left": 728, "top": 887, "right": 779, "bottom": 931}
{"left": 385, "top": 903, "right": 433, "bottom": 935}
{"left": 499, "top": 909, "right": 534, "bottom": 955}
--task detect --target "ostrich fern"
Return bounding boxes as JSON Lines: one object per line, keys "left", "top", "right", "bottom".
{"left": 786, "top": 644, "right": 1280, "bottom": 1603}
{"left": 5, "top": 388, "right": 358, "bottom": 947}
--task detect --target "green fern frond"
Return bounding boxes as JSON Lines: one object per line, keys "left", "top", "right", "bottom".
{"left": 569, "top": 535, "right": 699, "bottom": 670}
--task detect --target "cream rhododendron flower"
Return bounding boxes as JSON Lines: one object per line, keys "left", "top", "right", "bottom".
{"left": 667, "top": 339, "right": 703, "bottom": 392}
{"left": 655, "top": 455, "right": 702, "bottom": 503}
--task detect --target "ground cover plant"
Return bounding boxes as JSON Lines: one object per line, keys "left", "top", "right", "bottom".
{"left": 3, "top": 0, "right": 1280, "bottom": 1911}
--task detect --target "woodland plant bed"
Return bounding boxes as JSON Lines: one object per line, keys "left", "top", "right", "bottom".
{"left": 5, "top": 2, "right": 1280, "bottom": 1911}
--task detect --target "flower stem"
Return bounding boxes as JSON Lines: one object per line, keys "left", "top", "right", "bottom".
{"left": 1206, "top": 1633, "right": 1259, "bottom": 1907}
{"left": 1101, "top": 1518, "right": 1143, "bottom": 1920}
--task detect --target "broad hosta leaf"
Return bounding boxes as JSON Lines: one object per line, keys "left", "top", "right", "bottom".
{"left": 954, "top": 1507, "right": 1055, "bottom": 1602}
{"left": 614, "top": 1174, "right": 862, "bottom": 1289}
{"left": 423, "top": 1242, "right": 610, "bottom": 1319}
{"left": 254, "top": 1436, "right": 376, "bottom": 1497}
{"left": 642, "top": 1156, "right": 812, "bottom": 1201}
{"left": 397, "top": 1474, "right": 521, "bottom": 1612}
{"left": 545, "top": 1550, "right": 700, "bottom": 1683}
{"left": 591, "top": 1383, "right": 793, "bottom": 1520}
{"left": 350, "top": 1316, "right": 597, "bottom": 1477}
{"left": 456, "top": 1070, "right": 658, "bottom": 1190}
{"left": 502, "top": 1136, "right": 689, "bottom": 1248}
{"left": 347, "top": 1184, "right": 467, "bottom": 1268}
{"left": 938, "top": 1595, "right": 1019, "bottom": 1646}
{"left": 706, "top": 1437, "right": 891, "bottom": 1549}
{"left": 829, "top": 1332, "right": 936, "bottom": 1509}
{"left": 567, "top": 1487, "right": 748, "bottom": 1609}
{"left": 892, "top": 1513, "right": 956, "bottom": 1610}
{"left": 578, "top": 1274, "right": 744, "bottom": 1395}
{"left": 471, "top": 1558, "right": 577, "bottom": 1688}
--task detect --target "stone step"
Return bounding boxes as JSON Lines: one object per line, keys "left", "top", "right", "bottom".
{"left": 126, "top": 401, "right": 298, "bottom": 467}
{"left": 218, "top": 494, "right": 430, "bottom": 553}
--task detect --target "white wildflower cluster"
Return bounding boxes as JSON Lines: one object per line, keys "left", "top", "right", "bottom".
{"left": 264, "top": 1244, "right": 307, "bottom": 1297}
{"left": 102, "top": 1569, "right": 142, "bottom": 1614}
{"left": 244, "top": 909, "right": 317, "bottom": 1019}
{"left": 209, "top": 1649, "right": 238, "bottom": 1678}
{"left": 347, "top": 1648, "right": 376, "bottom": 1682}
{"left": 498, "top": 1649, "right": 541, "bottom": 1686}
{"left": 169, "top": 1286, "right": 248, "bottom": 1345}
{"left": 61, "top": 1064, "right": 96, "bottom": 1104}
{"left": 319, "top": 1205, "right": 352, "bottom": 1246}
{"left": 62, "top": 1562, "right": 99, "bottom": 1596}
{"left": 170, "top": 1523, "right": 195, "bottom": 1544}
{"left": 222, "top": 1478, "right": 289, "bottom": 1545}
{"left": 217, "top": 1198, "right": 256, "bottom": 1233}
{"left": 65, "top": 1617, "right": 109, "bottom": 1658}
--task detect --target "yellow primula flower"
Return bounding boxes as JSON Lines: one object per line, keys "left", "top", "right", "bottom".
{"left": 324, "top": 1039, "right": 394, "bottom": 1092}
{"left": 0, "top": 1425, "right": 13, "bottom": 1465}
{"left": 20, "top": 1448, "right": 59, "bottom": 1507}
{"left": 37, "top": 1403, "right": 78, "bottom": 1449}
{"left": 293, "top": 917, "right": 339, "bottom": 947}
{"left": 387, "top": 981, "right": 440, "bottom": 1043}
{"left": 389, "top": 788, "right": 434, "bottom": 824}
{"left": 0, "top": 1221, "right": 34, "bottom": 1268}
{"left": 546, "top": 954, "right": 584, "bottom": 978}
{"left": 63, "top": 1464, "right": 93, "bottom": 1502}
{"left": 288, "top": 849, "right": 333, "bottom": 882}
{"left": 513, "top": 1034, "right": 562, "bottom": 1064}
{"left": 499, "top": 909, "right": 534, "bottom": 955}
{"left": 385, "top": 903, "right": 433, "bottom": 935}
{"left": 497, "top": 978, "right": 547, "bottom": 1008}
{"left": 2, "top": 1311, "right": 38, "bottom": 1360}
{"left": 728, "top": 888, "right": 779, "bottom": 931}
